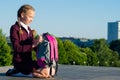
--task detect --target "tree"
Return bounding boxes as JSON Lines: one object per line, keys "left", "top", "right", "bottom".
{"left": 0, "top": 29, "right": 12, "bottom": 66}
{"left": 90, "top": 39, "right": 113, "bottom": 66}
{"left": 57, "top": 38, "right": 68, "bottom": 64}
{"left": 80, "top": 47, "right": 98, "bottom": 66}
{"left": 109, "top": 40, "right": 120, "bottom": 67}
{"left": 109, "top": 51, "right": 120, "bottom": 67}
{"left": 109, "top": 40, "right": 120, "bottom": 54}
{"left": 63, "top": 40, "right": 87, "bottom": 65}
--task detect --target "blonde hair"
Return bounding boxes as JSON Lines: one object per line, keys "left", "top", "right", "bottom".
{"left": 31, "top": 29, "right": 39, "bottom": 39}
{"left": 31, "top": 29, "right": 36, "bottom": 37}
{"left": 17, "top": 4, "right": 35, "bottom": 35}
{"left": 17, "top": 4, "right": 35, "bottom": 18}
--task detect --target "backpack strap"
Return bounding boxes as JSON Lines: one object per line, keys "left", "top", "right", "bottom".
{"left": 46, "top": 35, "right": 54, "bottom": 61}
{"left": 46, "top": 35, "right": 58, "bottom": 61}
{"left": 49, "top": 61, "right": 58, "bottom": 77}
{"left": 51, "top": 36, "right": 58, "bottom": 61}
{"left": 55, "top": 61, "right": 58, "bottom": 76}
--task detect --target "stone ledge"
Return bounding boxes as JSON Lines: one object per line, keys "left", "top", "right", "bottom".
{"left": 0, "top": 65, "right": 120, "bottom": 80}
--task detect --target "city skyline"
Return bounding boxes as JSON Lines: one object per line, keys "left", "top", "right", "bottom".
{"left": 1, "top": 0, "right": 120, "bottom": 39}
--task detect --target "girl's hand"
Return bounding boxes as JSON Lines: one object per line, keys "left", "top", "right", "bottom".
{"left": 32, "top": 35, "right": 43, "bottom": 48}
{"left": 39, "top": 35, "right": 43, "bottom": 42}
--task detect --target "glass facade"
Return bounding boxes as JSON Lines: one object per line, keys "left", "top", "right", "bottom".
{"left": 107, "top": 21, "right": 120, "bottom": 43}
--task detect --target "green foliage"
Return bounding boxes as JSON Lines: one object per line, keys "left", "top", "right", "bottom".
{"left": 32, "top": 50, "right": 37, "bottom": 61}
{"left": 109, "top": 51, "right": 120, "bottom": 67}
{"left": 110, "top": 40, "right": 120, "bottom": 54}
{"left": 0, "top": 29, "right": 12, "bottom": 66}
{"left": 111, "top": 60, "right": 120, "bottom": 67}
{"left": 57, "top": 38, "right": 68, "bottom": 64}
{"left": 63, "top": 40, "right": 87, "bottom": 65}
{"left": 57, "top": 37, "right": 120, "bottom": 67}
{"left": 80, "top": 47, "right": 98, "bottom": 66}
{"left": 90, "top": 39, "right": 113, "bottom": 66}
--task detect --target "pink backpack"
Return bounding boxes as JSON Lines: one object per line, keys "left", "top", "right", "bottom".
{"left": 36, "top": 33, "right": 58, "bottom": 76}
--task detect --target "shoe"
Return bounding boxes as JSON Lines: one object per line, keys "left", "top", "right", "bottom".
{"left": 6, "top": 68, "right": 19, "bottom": 76}
{"left": 12, "top": 72, "right": 33, "bottom": 78}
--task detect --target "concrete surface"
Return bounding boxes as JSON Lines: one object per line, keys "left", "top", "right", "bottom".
{"left": 0, "top": 65, "right": 120, "bottom": 80}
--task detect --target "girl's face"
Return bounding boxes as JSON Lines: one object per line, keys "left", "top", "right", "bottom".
{"left": 21, "top": 10, "right": 35, "bottom": 25}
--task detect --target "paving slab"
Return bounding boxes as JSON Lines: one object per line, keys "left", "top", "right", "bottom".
{"left": 0, "top": 65, "right": 120, "bottom": 80}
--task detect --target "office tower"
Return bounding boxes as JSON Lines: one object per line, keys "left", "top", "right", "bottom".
{"left": 107, "top": 21, "right": 120, "bottom": 43}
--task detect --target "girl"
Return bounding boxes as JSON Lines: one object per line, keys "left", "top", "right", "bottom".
{"left": 6, "top": 4, "right": 42, "bottom": 76}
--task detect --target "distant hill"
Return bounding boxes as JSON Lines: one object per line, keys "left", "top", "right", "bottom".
{"left": 59, "top": 37, "right": 94, "bottom": 47}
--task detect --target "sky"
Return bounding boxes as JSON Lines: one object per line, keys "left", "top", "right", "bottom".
{"left": 0, "top": 0, "right": 120, "bottom": 39}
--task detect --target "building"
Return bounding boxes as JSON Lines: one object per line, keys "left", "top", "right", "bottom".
{"left": 107, "top": 21, "right": 120, "bottom": 43}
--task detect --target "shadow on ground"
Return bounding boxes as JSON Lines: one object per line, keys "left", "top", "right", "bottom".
{"left": 0, "top": 73, "right": 5, "bottom": 76}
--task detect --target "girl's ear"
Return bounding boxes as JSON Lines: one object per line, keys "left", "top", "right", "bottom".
{"left": 21, "top": 12, "right": 24, "bottom": 18}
